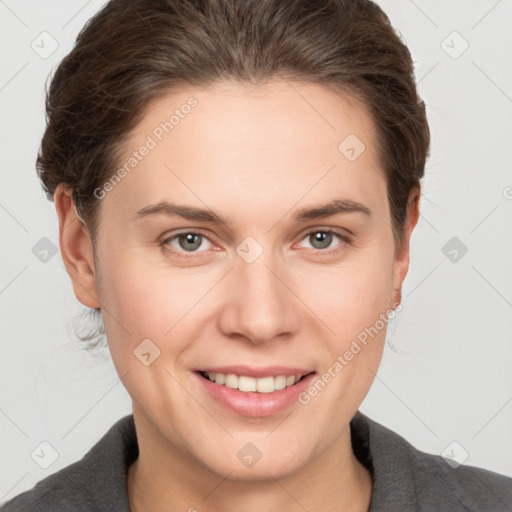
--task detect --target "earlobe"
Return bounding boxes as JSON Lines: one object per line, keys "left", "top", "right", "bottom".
{"left": 391, "top": 189, "right": 421, "bottom": 308}
{"left": 54, "top": 184, "right": 100, "bottom": 309}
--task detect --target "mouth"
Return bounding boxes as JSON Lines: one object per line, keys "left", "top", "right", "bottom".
{"left": 197, "top": 370, "right": 313, "bottom": 393}
{"left": 194, "top": 367, "right": 317, "bottom": 417}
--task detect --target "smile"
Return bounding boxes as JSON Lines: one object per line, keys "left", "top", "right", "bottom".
{"left": 199, "top": 371, "right": 310, "bottom": 393}
{"left": 195, "top": 368, "right": 317, "bottom": 417}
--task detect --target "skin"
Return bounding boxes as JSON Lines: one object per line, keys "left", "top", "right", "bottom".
{"left": 55, "top": 79, "right": 420, "bottom": 512}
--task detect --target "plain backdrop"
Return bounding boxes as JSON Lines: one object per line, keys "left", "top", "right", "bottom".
{"left": 1, "top": 0, "right": 511, "bottom": 503}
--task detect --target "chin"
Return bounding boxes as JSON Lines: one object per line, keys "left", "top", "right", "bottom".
{"left": 202, "top": 448, "right": 306, "bottom": 482}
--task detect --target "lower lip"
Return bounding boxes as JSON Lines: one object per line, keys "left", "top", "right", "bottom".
{"left": 195, "top": 371, "right": 316, "bottom": 418}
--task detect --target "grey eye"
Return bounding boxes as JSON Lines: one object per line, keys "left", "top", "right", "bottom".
{"left": 308, "top": 231, "right": 334, "bottom": 250}
{"left": 177, "top": 233, "right": 204, "bottom": 251}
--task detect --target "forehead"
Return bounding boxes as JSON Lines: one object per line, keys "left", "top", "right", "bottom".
{"left": 105, "top": 79, "right": 386, "bottom": 224}
{"left": 132, "top": 79, "right": 378, "bottom": 155}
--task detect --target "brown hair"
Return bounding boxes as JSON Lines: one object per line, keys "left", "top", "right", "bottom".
{"left": 37, "top": 0, "right": 430, "bottom": 348}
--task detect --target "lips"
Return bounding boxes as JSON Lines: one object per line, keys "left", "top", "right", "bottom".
{"left": 194, "top": 366, "right": 317, "bottom": 417}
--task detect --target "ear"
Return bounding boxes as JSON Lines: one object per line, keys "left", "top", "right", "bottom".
{"left": 54, "top": 184, "right": 100, "bottom": 309}
{"left": 391, "top": 188, "right": 421, "bottom": 308}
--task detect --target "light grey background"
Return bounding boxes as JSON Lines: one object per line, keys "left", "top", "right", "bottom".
{"left": 1, "top": 0, "right": 511, "bottom": 503}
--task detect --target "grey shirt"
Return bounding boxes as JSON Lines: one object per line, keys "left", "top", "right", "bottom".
{"left": 1, "top": 411, "right": 511, "bottom": 511}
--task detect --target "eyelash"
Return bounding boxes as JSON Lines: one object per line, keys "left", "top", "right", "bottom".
{"left": 160, "top": 228, "right": 351, "bottom": 259}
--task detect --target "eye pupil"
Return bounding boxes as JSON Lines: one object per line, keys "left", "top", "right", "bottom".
{"left": 310, "top": 231, "right": 332, "bottom": 249}
{"left": 178, "top": 233, "right": 202, "bottom": 251}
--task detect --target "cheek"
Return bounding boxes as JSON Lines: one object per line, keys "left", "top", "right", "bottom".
{"left": 95, "top": 247, "right": 219, "bottom": 363}
{"left": 97, "top": 247, "right": 192, "bottom": 331}
{"left": 95, "top": 249, "right": 200, "bottom": 400}
{"left": 301, "top": 249, "right": 395, "bottom": 336}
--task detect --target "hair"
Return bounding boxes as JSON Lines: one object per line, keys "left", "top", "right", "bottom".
{"left": 37, "top": 0, "right": 430, "bottom": 349}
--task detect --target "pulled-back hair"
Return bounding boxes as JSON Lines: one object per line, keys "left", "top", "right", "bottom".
{"left": 37, "top": 0, "right": 430, "bottom": 348}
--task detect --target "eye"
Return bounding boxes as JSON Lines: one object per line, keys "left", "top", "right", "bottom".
{"left": 161, "top": 231, "right": 213, "bottom": 256}
{"left": 160, "top": 228, "right": 350, "bottom": 259}
{"left": 298, "top": 229, "right": 350, "bottom": 254}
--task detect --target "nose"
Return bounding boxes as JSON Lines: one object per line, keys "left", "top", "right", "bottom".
{"left": 217, "top": 248, "right": 301, "bottom": 346}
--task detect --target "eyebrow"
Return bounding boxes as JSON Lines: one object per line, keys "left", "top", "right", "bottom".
{"left": 134, "top": 198, "right": 372, "bottom": 226}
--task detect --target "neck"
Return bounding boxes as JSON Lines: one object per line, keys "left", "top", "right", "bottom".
{"left": 127, "top": 412, "right": 372, "bottom": 512}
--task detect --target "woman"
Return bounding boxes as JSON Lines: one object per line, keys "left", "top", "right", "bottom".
{"left": 2, "top": 0, "right": 511, "bottom": 510}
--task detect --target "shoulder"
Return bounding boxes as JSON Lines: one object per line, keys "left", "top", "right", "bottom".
{"left": 406, "top": 439, "right": 512, "bottom": 511}
{"left": 0, "top": 415, "right": 137, "bottom": 512}
{"left": 351, "top": 411, "right": 512, "bottom": 511}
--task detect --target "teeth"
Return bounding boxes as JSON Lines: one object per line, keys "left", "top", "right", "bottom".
{"left": 225, "top": 373, "right": 238, "bottom": 389}
{"left": 203, "top": 372, "right": 305, "bottom": 393}
{"left": 274, "top": 375, "right": 287, "bottom": 390}
{"left": 239, "top": 375, "right": 257, "bottom": 392}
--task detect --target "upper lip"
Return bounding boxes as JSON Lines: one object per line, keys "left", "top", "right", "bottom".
{"left": 196, "top": 365, "right": 315, "bottom": 379}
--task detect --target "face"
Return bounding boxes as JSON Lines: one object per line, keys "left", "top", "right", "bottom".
{"left": 59, "top": 79, "right": 416, "bottom": 481}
